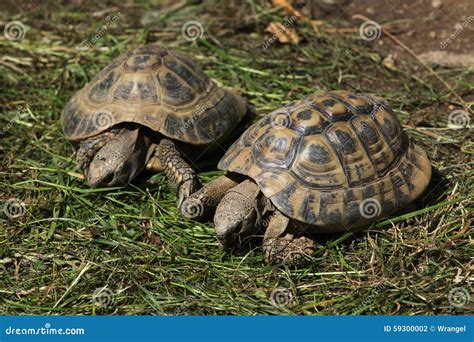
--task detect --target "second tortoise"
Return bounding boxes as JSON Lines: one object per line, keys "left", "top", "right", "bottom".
{"left": 181, "top": 91, "right": 432, "bottom": 265}
{"left": 62, "top": 44, "right": 247, "bottom": 207}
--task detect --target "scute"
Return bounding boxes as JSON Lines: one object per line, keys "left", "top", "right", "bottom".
{"left": 218, "top": 91, "right": 432, "bottom": 230}
{"left": 325, "top": 123, "right": 377, "bottom": 186}
{"left": 157, "top": 71, "right": 195, "bottom": 105}
{"left": 291, "top": 135, "right": 345, "bottom": 188}
{"left": 113, "top": 81, "right": 134, "bottom": 100}
{"left": 163, "top": 59, "right": 207, "bottom": 92}
{"left": 88, "top": 71, "right": 119, "bottom": 103}
{"left": 253, "top": 129, "right": 299, "bottom": 169}
{"left": 289, "top": 107, "right": 330, "bottom": 135}
{"left": 61, "top": 44, "right": 247, "bottom": 145}
{"left": 124, "top": 53, "right": 161, "bottom": 71}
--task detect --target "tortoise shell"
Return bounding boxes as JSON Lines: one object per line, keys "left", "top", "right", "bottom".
{"left": 218, "top": 91, "right": 432, "bottom": 231}
{"left": 61, "top": 44, "right": 247, "bottom": 145}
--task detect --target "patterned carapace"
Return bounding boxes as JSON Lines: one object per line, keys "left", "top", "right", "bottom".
{"left": 219, "top": 91, "right": 432, "bottom": 230}
{"left": 62, "top": 45, "right": 246, "bottom": 145}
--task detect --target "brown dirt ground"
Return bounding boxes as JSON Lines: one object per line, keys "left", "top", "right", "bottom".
{"left": 295, "top": 0, "right": 474, "bottom": 106}
{"left": 299, "top": 0, "right": 474, "bottom": 55}
{"left": 2, "top": 0, "right": 472, "bottom": 55}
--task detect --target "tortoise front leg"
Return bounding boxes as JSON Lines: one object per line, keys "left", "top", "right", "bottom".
{"left": 148, "top": 138, "right": 201, "bottom": 209}
{"left": 213, "top": 179, "right": 261, "bottom": 247}
{"left": 180, "top": 175, "right": 239, "bottom": 220}
{"left": 76, "top": 129, "right": 119, "bottom": 175}
{"left": 263, "top": 211, "right": 316, "bottom": 267}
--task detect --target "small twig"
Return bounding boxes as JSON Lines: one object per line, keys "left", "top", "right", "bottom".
{"left": 0, "top": 60, "right": 26, "bottom": 74}
{"left": 383, "top": 30, "right": 470, "bottom": 112}
{"left": 271, "top": 0, "right": 306, "bottom": 20}
{"left": 350, "top": 14, "right": 470, "bottom": 113}
{"left": 53, "top": 262, "right": 92, "bottom": 308}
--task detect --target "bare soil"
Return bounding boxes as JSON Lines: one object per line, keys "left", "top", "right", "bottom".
{"left": 303, "top": 0, "right": 474, "bottom": 55}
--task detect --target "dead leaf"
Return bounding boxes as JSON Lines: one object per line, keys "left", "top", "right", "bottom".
{"left": 265, "top": 22, "right": 300, "bottom": 45}
{"left": 143, "top": 220, "right": 162, "bottom": 245}
{"left": 383, "top": 53, "right": 398, "bottom": 71}
{"left": 271, "top": 0, "right": 303, "bottom": 19}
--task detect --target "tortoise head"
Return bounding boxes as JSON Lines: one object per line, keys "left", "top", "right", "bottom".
{"left": 214, "top": 180, "right": 261, "bottom": 248}
{"left": 82, "top": 126, "right": 153, "bottom": 187}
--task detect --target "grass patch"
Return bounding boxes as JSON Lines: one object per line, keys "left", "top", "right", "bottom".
{"left": 1, "top": 0, "right": 472, "bottom": 315}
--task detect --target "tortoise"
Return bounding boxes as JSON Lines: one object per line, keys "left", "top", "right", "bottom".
{"left": 181, "top": 90, "right": 432, "bottom": 265}
{"left": 61, "top": 44, "right": 247, "bottom": 207}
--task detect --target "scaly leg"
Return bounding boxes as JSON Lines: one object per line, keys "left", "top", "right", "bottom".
{"left": 180, "top": 175, "right": 240, "bottom": 220}
{"left": 213, "top": 179, "right": 261, "bottom": 247}
{"left": 149, "top": 138, "right": 201, "bottom": 209}
{"left": 76, "top": 129, "right": 119, "bottom": 176}
{"left": 263, "top": 211, "right": 316, "bottom": 266}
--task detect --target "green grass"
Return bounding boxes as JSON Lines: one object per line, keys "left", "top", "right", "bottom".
{"left": 1, "top": 0, "right": 472, "bottom": 315}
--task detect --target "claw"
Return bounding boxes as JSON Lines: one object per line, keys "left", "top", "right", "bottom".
{"left": 265, "top": 236, "right": 316, "bottom": 267}
{"left": 177, "top": 190, "right": 187, "bottom": 210}
{"left": 178, "top": 178, "right": 201, "bottom": 210}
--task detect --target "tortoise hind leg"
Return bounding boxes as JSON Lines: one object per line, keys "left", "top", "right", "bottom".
{"left": 263, "top": 211, "right": 317, "bottom": 266}
{"left": 148, "top": 138, "right": 201, "bottom": 209}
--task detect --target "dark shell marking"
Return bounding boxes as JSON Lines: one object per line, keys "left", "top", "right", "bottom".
{"left": 61, "top": 44, "right": 247, "bottom": 145}
{"left": 218, "top": 91, "right": 432, "bottom": 231}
